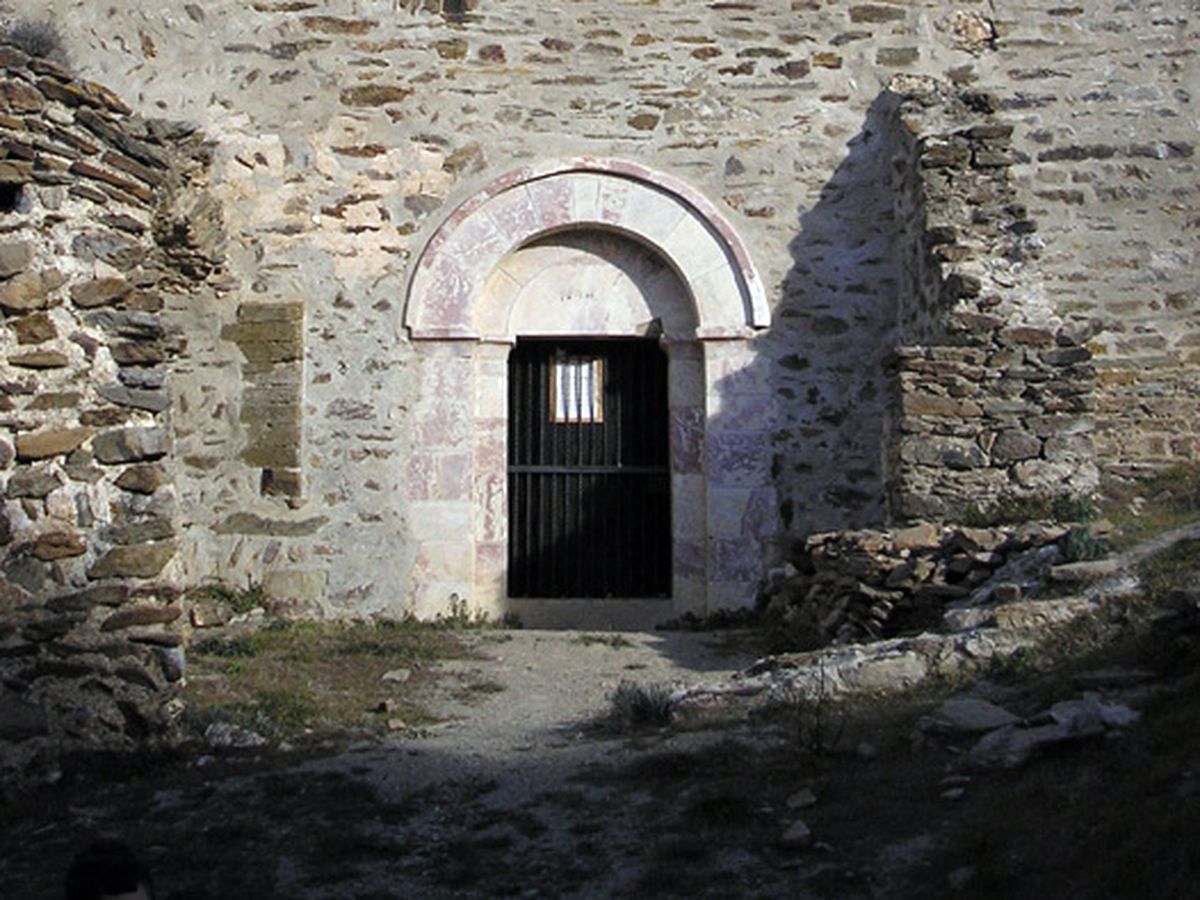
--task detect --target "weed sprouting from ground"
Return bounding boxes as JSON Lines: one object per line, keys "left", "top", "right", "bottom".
{"left": 186, "top": 581, "right": 266, "bottom": 615}
{"left": 1101, "top": 462, "right": 1200, "bottom": 547}
{"left": 963, "top": 492, "right": 1096, "bottom": 528}
{"left": 3, "top": 19, "right": 68, "bottom": 64}
{"left": 769, "top": 663, "right": 848, "bottom": 754}
{"left": 454, "top": 679, "right": 505, "bottom": 703}
{"left": 607, "top": 679, "right": 674, "bottom": 731}
{"left": 1138, "top": 537, "right": 1200, "bottom": 605}
{"left": 575, "top": 633, "right": 634, "bottom": 648}
{"left": 192, "top": 688, "right": 323, "bottom": 740}
{"left": 431, "top": 593, "right": 494, "bottom": 629}
{"left": 1060, "top": 522, "right": 1111, "bottom": 562}
{"left": 989, "top": 645, "right": 1039, "bottom": 682}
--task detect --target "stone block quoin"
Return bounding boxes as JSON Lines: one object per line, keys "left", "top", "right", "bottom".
{"left": 220, "top": 301, "right": 304, "bottom": 503}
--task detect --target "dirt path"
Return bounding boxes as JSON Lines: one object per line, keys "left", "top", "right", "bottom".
{"left": 290, "top": 629, "right": 768, "bottom": 896}
{"left": 246, "top": 628, "right": 775, "bottom": 899}
{"left": 389, "top": 629, "right": 758, "bottom": 779}
{"left": 5, "top": 629, "right": 776, "bottom": 900}
{"left": 6, "top": 616, "right": 1197, "bottom": 899}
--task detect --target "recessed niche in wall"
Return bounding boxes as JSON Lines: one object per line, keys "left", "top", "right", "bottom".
{"left": 0, "top": 183, "right": 23, "bottom": 213}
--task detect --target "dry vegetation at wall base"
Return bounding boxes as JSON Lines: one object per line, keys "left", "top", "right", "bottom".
{"left": 184, "top": 616, "right": 494, "bottom": 744}
{"left": 1098, "top": 463, "right": 1200, "bottom": 549}
{"left": 135, "top": 463, "right": 1200, "bottom": 754}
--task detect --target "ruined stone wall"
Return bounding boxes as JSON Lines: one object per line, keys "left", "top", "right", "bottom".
{"left": 885, "top": 79, "right": 1097, "bottom": 520}
{"left": 0, "top": 46, "right": 220, "bottom": 781}
{"left": 762, "top": 519, "right": 1076, "bottom": 648}
{"left": 1, "top": 0, "right": 1195, "bottom": 616}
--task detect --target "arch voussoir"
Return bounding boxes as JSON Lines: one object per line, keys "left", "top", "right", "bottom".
{"left": 405, "top": 159, "right": 768, "bottom": 341}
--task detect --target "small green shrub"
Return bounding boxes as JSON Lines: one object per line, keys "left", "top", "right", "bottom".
{"left": 1061, "top": 524, "right": 1111, "bottom": 562}
{"left": 608, "top": 680, "right": 674, "bottom": 731}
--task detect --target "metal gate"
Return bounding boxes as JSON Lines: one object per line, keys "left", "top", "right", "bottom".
{"left": 507, "top": 339, "right": 671, "bottom": 598}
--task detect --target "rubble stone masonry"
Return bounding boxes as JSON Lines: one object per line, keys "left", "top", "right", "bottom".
{"left": 0, "top": 45, "right": 220, "bottom": 781}
{"left": 0, "top": 0, "right": 1196, "bottom": 776}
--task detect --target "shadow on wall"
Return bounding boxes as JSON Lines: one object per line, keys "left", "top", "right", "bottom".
{"left": 769, "top": 91, "right": 906, "bottom": 547}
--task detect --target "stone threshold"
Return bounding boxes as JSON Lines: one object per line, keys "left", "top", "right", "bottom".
{"left": 505, "top": 597, "right": 674, "bottom": 631}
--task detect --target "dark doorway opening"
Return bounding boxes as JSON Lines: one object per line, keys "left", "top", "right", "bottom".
{"left": 507, "top": 338, "right": 671, "bottom": 599}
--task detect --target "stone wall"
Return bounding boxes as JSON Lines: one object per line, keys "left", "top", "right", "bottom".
{"left": 0, "top": 0, "right": 1194, "bottom": 614}
{"left": 0, "top": 46, "right": 217, "bottom": 783}
{"left": 995, "top": 6, "right": 1199, "bottom": 478}
{"left": 885, "top": 78, "right": 1097, "bottom": 520}
{"left": 0, "top": 0, "right": 1196, "bottom": 785}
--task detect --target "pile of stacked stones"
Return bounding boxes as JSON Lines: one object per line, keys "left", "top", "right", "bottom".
{"left": 761, "top": 519, "right": 1073, "bottom": 649}
{"left": 0, "top": 45, "right": 217, "bottom": 787}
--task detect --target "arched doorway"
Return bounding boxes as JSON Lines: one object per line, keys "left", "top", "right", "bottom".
{"left": 404, "top": 159, "right": 773, "bottom": 628}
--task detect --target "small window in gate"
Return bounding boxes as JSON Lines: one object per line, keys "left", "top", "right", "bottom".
{"left": 550, "top": 355, "right": 603, "bottom": 423}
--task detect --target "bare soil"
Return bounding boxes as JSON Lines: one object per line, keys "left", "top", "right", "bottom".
{"left": 3, "top": 623, "right": 1199, "bottom": 899}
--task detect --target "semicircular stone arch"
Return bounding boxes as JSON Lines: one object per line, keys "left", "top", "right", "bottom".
{"left": 405, "top": 158, "right": 769, "bottom": 340}
{"left": 402, "top": 159, "right": 776, "bottom": 628}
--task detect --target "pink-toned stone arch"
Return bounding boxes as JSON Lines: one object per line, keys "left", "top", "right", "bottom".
{"left": 405, "top": 158, "right": 769, "bottom": 340}
{"left": 402, "top": 159, "right": 775, "bottom": 627}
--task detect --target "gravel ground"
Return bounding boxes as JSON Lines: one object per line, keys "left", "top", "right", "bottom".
{"left": 255, "top": 628, "right": 771, "bottom": 899}
{"left": 5, "top": 628, "right": 775, "bottom": 900}
{"left": 10, "top": 620, "right": 1194, "bottom": 899}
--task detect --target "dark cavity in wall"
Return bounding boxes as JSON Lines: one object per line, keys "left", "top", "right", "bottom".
{"left": 0, "top": 182, "right": 22, "bottom": 213}
{"left": 403, "top": 0, "right": 477, "bottom": 22}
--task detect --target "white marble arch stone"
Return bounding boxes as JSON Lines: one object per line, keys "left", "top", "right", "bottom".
{"left": 403, "top": 159, "right": 774, "bottom": 628}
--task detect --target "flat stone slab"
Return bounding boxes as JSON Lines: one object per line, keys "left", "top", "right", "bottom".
{"left": 1049, "top": 558, "right": 1123, "bottom": 584}
{"left": 919, "top": 697, "right": 1022, "bottom": 735}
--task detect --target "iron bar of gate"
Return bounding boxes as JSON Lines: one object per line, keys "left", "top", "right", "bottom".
{"left": 508, "top": 339, "right": 670, "bottom": 599}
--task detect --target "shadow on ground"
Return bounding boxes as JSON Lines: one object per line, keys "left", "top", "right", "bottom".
{"left": 6, "top": 606, "right": 1200, "bottom": 900}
